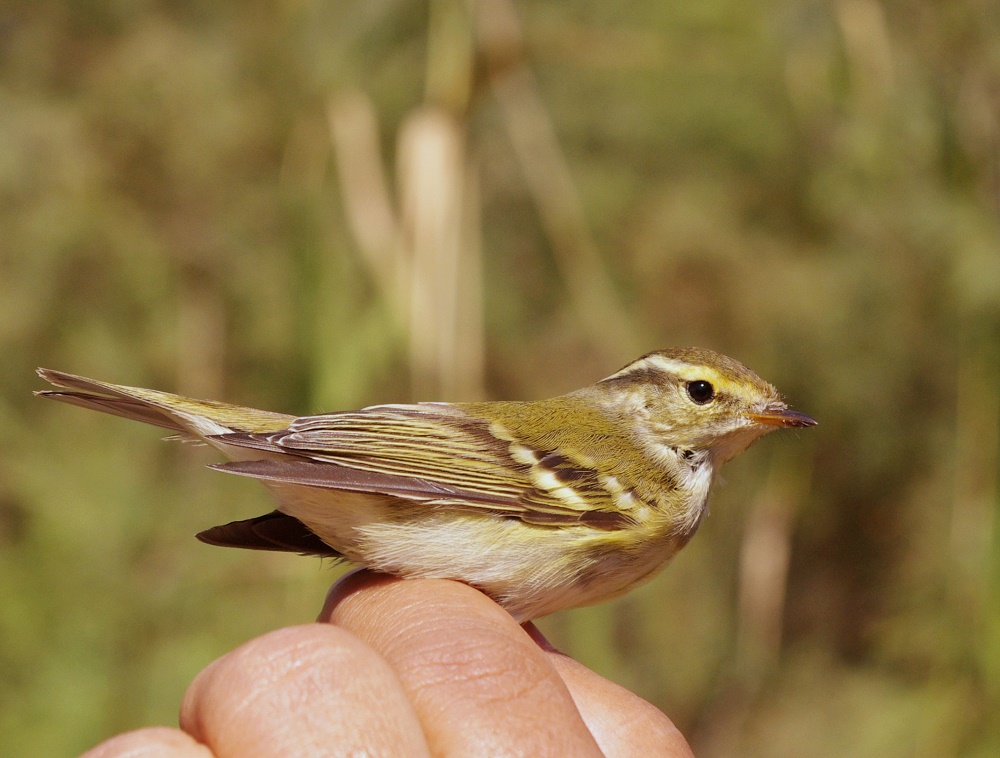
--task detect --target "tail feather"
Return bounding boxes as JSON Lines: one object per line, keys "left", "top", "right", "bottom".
{"left": 35, "top": 368, "right": 295, "bottom": 437}
{"left": 196, "top": 510, "right": 341, "bottom": 557}
{"left": 36, "top": 369, "right": 186, "bottom": 432}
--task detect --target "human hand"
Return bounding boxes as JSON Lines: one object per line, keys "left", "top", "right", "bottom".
{"left": 82, "top": 571, "right": 692, "bottom": 757}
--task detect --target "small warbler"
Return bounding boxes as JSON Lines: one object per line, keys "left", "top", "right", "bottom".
{"left": 37, "top": 348, "right": 815, "bottom": 621}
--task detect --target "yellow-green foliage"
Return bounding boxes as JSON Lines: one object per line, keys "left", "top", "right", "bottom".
{"left": 2, "top": 1, "right": 999, "bottom": 756}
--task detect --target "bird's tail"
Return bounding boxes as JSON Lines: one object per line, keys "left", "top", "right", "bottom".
{"left": 35, "top": 368, "right": 295, "bottom": 437}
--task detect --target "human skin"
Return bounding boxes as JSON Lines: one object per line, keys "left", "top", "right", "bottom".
{"left": 80, "top": 571, "right": 693, "bottom": 757}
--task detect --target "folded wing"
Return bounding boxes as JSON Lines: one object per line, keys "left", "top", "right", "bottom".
{"left": 210, "top": 403, "right": 631, "bottom": 530}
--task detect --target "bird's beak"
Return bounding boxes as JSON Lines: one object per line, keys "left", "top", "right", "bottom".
{"left": 748, "top": 404, "right": 817, "bottom": 428}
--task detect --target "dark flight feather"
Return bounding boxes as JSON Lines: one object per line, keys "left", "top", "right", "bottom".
{"left": 196, "top": 510, "right": 340, "bottom": 556}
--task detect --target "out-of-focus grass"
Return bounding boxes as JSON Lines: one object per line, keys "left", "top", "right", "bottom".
{"left": 2, "top": 1, "right": 999, "bottom": 755}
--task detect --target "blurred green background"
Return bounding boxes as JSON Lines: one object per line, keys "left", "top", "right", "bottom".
{"left": 3, "top": 0, "right": 999, "bottom": 755}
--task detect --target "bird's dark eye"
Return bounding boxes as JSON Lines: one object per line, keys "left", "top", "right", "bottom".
{"left": 686, "top": 380, "right": 715, "bottom": 405}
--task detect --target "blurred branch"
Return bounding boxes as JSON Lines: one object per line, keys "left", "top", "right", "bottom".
{"left": 426, "top": 0, "right": 475, "bottom": 110}
{"left": 474, "top": 0, "right": 639, "bottom": 361}
{"left": 835, "top": 0, "right": 895, "bottom": 114}
{"left": 737, "top": 488, "right": 793, "bottom": 678}
{"left": 175, "top": 271, "right": 226, "bottom": 400}
{"left": 737, "top": 453, "right": 814, "bottom": 680}
{"left": 328, "top": 91, "right": 484, "bottom": 400}
{"left": 398, "top": 108, "right": 484, "bottom": 399}
{"left": 950, "top": 329, "right": 999, "bottom": 610}
{"left": 327, "top": 91, "right": 401, "bottom": 290}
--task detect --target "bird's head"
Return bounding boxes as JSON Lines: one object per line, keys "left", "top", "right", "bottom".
{"left": 587, "top": 347, "right": 816, "bottom": 465}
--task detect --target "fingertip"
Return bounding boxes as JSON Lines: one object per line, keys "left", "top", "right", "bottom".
{"left": 79, "top": 727, "right": 211, "bottom": 758}
{"left": 544, "top": 653, "right": 693, "bottom": 758}
{"left": 326, "top": 575, "right": 603, "bottom": 756}
{"left": 324, "top": 571, "right": 517, "bottom": 632}
{"left": 318, "top": 568, "right": 399, "bottom": 622}
{"left": 181, "top": 624, "right": 429, "bottom": 756}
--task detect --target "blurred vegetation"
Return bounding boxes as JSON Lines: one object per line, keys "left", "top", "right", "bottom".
{"left": 2, "top": 0, "right": 999, "bottom": 755}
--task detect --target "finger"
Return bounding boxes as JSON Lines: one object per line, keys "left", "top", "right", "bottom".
{"left": 323, "top": 571, "right": 604, "bottom": 757}
{"left": 537, "top": 644, "right": 693, "bottom": 757}
{"left": 79, "top": 727, "right": 212, "bottom": 758}
{"left": 523, "top": 623, "right": 692, "bottom": 756}
{"left": 180, "top": 624, "right": 429, "bottom": 758}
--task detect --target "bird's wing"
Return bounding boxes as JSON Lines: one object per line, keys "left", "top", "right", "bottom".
{"left": 209, "top": 404, "right": 631, "bottom": 529}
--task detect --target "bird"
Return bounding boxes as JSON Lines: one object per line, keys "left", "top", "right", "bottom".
{"left": 36, "top": 347, "right": 816, "bottom": 621}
